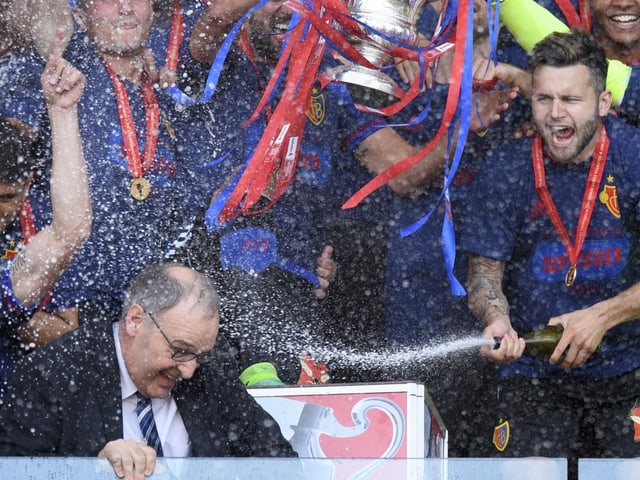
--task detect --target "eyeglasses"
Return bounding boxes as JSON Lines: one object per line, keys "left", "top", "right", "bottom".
{"left": 144, "top": 309, "right": 214, "bottom": 364}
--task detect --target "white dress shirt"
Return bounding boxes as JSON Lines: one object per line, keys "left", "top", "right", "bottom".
{"left": 113, "top": 322, "right": 192, "bottom": 457}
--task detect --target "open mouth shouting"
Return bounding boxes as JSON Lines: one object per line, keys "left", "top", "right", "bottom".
{"left": 548, "top": 125, "right": 576, "bottom": 148}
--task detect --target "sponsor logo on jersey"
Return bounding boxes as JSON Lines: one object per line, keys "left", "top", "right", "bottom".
{"left": 532, "top": 237, "right": 629, "bottom": 283}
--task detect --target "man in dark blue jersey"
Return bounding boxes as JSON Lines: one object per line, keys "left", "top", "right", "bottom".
{"left": 2, "top": 0, "right": 209, "bottom": 321}
{"left": 462, "top": 31, "right": 640, "bottom": 478}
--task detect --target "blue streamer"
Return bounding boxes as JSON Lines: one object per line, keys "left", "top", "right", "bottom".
{"left": 400, "top": 0, "right": 473, "bottom": 296}
{"left": 441, "top": 192, "right": 465, "bottom": 295}
{"left": 167, "top": 0, "right": 272, "bottom": 107}
{"left": 275, "top": 256, "right": 321, "bottom": 288}
{"left": 486, "top": 0, "right": 501, "bottom": 66}
{"left": 204, "top": 167, "right": 246, "bottom": 233}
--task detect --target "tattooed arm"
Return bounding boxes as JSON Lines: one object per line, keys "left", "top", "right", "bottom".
{"left": 466, "top": 253, "right": 525, "bottom": 363}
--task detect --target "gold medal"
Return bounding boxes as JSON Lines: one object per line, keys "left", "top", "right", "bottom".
{"left": 565, "top": 265, "right": 577, "bottom": 287}
{"left": 131, "top": 177, "right": 152, "bottom": 201}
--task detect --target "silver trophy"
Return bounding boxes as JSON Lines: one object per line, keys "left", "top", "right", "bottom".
{"left": 329, "top": 0, "right": 428, "bottom": 101}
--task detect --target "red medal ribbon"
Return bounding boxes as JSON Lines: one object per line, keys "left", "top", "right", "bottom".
{"left": 532, "top": 124, "right": 609, "bottom": 286}
{"left": 104, "top": 64, "right": 160, "bottom": 180}
{"left": 554, "top": 0, "right": 592, "bottom": 31}
{"left": 18, "top": 198, "right": 36, "bottom": 244}
{"left": 165, "top": 0, "right": 184, "bottom": 73}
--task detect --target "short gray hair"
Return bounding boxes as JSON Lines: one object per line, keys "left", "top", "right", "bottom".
{"left": 121, "top": 263, "right": 220, "bottom": 319}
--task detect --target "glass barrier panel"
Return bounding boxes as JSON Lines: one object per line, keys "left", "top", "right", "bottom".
{"left": 0, "top": 457, "right": 574, "bottom": 480}
{"left": 579, "top": 458, "right": 640, "bottom": 480}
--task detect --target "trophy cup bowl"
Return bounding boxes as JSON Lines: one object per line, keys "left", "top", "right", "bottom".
{"left": 329, "top": 0, "right": 428, "bottom": 104}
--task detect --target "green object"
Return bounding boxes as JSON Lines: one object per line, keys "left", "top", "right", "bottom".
{"left": 521, "top": 325, "right": 565, "bottom": 361}
{"left": 499, "top": 0, "right": 569, "bottom": 53}
{"left": 493, "top": 324, "right": 600, "bottom": 362}
{"left": 239, "top": 362, "right": 285, "bottom": 387}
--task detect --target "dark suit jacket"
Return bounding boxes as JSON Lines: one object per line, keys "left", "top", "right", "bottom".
{"left": 0, "top": 317, "right": 296, "bottom": 458}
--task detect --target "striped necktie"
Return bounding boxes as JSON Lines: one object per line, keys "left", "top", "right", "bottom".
{"left": 135, "top": 392, "right": 164, "bottom": 456}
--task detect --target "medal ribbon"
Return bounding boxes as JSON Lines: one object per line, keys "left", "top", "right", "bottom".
{"left": 165, "top": 0, "right": 184, "bottom": 73}
{"left": 532, "top": 124, "right": 609, "bottom": 286}
{"left": 554, "top": 0, "right": 591, "bottom": 31}
{"left": 18, "top": 198, "right": 36, "bottom": 244}
{"left": 104, "top": 64, "right": 160, "bottom": 180}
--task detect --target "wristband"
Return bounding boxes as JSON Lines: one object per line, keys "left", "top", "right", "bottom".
{"left": 3, "top": 266, "right": 40, "bottom": 315}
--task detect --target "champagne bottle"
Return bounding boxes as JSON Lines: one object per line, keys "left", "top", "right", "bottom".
{"left": 493, "top": 325, "right": 565, "bottom": 361}
{"left": 521, "top": 325, "right": 565, "bottom": 361}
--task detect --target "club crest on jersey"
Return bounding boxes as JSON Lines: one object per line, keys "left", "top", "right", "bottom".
{"left": 599, "top": 176, "right": 620, "bottom": 218}
{"left": 307, "top": 87, "right": 325, "bottom": 126}
{"left": 1, "top": 240, "right": 22, "bottom": 260}
{"left": 627, "top": 398, "right": 640, "bottom": 442}
{"left": 493, "top": 419, "right": 510, "bottom": 452}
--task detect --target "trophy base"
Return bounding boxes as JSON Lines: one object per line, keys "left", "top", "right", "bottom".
{"left": 328, "top": 64, "right": 400, "bottom": 108}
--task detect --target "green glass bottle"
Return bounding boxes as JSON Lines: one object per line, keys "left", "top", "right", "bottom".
{"left": 493, "top": 325, "right": 565, "bottom": 361}
{"left": 520, "top": 325, "right": 565, "bottom": 361}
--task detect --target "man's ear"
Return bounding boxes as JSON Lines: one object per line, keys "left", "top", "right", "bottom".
{"left": 124, "top": 303, "right": 146, "bottom": 336}
{"left": 598, "top": 90, "right": 613, "bottom": 117}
